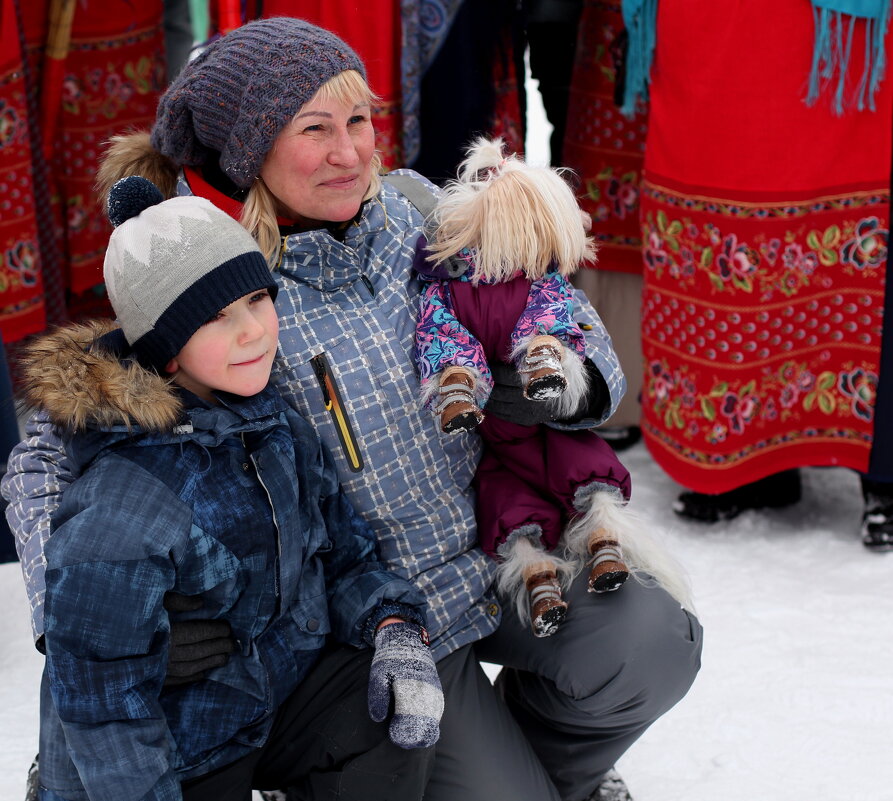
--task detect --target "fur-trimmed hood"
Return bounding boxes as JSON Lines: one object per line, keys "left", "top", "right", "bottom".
{"left": 21, "top": 320, "right": 183, "bottom": 433}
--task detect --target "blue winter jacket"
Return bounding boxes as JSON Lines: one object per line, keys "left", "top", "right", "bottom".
{"left": 27, "top": 322, "right": 425, "bottom": 801}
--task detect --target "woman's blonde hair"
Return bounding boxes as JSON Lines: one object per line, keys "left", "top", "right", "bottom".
{"left": 240, "top": 69, "right": 384, "bottom": 264}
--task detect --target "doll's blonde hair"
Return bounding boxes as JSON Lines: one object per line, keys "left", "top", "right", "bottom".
{"left": 240, "top": 69, "right": 384, "bottom": 264}
{"left": 424, "top": 137, "right": 596, "bottom": 284}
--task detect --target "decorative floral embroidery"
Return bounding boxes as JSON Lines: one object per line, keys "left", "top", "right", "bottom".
{"left": 646, "top": 357, "right": 878, "bottom": 448}
{"left": 840, "top": 217, "right": 888, "bottom": 270}
{"left": 5, "top": 240, "right": 40, "bottom": 288}
{"left": 642, "top": 207, "right": 888, "bottom": 301}
{"left": 838, "top": 367, "right": 878, "bottom": 422}
{"left": 584, "top": 167, "right": 640, "bottom": 222}
{"left": 0, "top": 99, "right": 26, "bottom": 150}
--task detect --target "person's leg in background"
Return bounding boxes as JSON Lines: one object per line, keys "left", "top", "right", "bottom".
{"left": 1, "top": 332, "right": 21, "bottom": 563}
{"left": 476, "top": 575, "right": 702, "bottom": 801}
{"left": 572, "top": 269, "right": 643, "bottom": 450}
{"left": 523, "top": 0, "right": 583, "bottom": 166}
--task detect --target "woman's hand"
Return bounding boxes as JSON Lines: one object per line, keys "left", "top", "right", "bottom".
{"left": 367, "top": 621, "right": 443, "bottom": 749}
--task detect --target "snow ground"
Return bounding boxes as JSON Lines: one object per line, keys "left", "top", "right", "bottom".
{"left": 2, "top": 444, "right": 891, "bottom": 801}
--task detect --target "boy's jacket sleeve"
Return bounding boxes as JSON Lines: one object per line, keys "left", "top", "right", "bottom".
{"left": 43, "top": 457, "right": 189, "bottom": 801}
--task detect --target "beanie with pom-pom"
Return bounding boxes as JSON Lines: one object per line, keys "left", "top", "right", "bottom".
{"left": 103, "top": 176, "right": 278, "bottom": 370}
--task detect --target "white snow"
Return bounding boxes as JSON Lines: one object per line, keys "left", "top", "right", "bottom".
{"left": 2, "top": 445, "right": 892, "bottom": 800}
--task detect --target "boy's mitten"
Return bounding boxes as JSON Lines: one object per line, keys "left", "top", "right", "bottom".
{"left": 164, "top": 592, "right": 235, "bottom": 686}
{"left": 368, "top": 622, "right": 443, "bottom": 749}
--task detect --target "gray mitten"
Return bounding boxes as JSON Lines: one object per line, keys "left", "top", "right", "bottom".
{"left": 368, "top": 622, "right": 444, "bottom": 749}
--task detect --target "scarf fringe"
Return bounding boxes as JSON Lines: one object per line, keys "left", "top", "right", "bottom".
{"left": 620, "top": 0, "right": 889, "bottom": 118}
{"left": 807, "top": 2, "right": 891, "bottom": 114}
{"left": 620, "top": 0, "right": 658, "bottom": 117}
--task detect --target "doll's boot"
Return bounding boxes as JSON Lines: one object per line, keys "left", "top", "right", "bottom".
{"left": 525, "top": 568, "right": 568, "bottom": 637}
{"left": 522, "top": 335, "right": 567, "bottom": 401}
{"left": 437, "top": 365, "right": 484, "bottom": 433}
{"left": 587, "top": 528, "right": 629, "bottom": 593}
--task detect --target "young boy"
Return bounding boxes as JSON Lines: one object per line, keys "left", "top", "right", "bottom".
{"left": 21, "top": 177, "right": 442, "bottom": 801}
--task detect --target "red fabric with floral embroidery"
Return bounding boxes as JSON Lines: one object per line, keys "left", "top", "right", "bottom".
{"left": 44, "top": 2, "right": 166, "bottom": 296}
{"left": 0, "top": 0, "right": 46, "bottom": 341}
{"left": 564, "top": 0, "right": 647, "bottom": 274}
{"left": 0, "top": 1, "right": 166, "bottom": 344}
{"left": 640, "top": 1, "right": 892, "bottom": 493}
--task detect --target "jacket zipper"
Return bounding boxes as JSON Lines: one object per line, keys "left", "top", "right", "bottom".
{"left": 311, "top": 352, "right": 364, "bottom": 472}
{"left": 244, "top": 433, "right": 282, "bottom": 605}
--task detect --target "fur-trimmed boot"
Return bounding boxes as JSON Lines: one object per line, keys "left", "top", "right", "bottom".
{"left": 525, "top": 565, "right": 568, "bottom": 637}
{"left": 520, "top": 334, "right": 567, "bottom": 400}
{"left": 587, "top": 528, "right": 629, "bottom": 593}
{"left": 497, "top": 535, "right": 573, "bottom": 637}
{"left": 436, "top": 365, "right": 484, "bottom": 433}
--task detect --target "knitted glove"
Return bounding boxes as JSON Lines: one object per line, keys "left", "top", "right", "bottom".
{"left": 368, "top": 622, "right": 444, "bottom": 749}
{"left": 164, "top": 593, "right": 235, "bottom": 686}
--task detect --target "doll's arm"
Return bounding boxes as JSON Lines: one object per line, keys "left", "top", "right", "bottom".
{"left": 487, "top": 277, "right": 624, "bottom": 429}
{"left": 414, "top": 279, "right": 492, "bottom": 406}
{"left": 510, "top": 272, "right": 587, "bottom": 358}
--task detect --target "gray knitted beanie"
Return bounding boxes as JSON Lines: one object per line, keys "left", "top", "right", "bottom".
{"left": 104, "top": 176, "right": 278, "bottom": 370}
{"left": 150, "top": 17, "right": 366, "bottom": 189}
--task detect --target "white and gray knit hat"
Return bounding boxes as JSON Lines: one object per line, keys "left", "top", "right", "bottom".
{"left": 104, "top": 176, "right": 278, "bottom": 370}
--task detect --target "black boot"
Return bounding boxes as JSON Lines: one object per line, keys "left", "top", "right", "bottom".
{"left": 598, "top": 425, "right": 642, "bottom": 452}
{"left": 860, "top": 477, "right": 893, "bottom": 551}
{"left": 673, "top": 470, "right": 802, "bottom": 523}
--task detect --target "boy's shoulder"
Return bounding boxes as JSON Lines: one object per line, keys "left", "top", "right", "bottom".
{"left": 21, "top": 320, "right": 183, "bottom": 436}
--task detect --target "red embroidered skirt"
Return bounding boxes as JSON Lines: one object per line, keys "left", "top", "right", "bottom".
{"left": 640, "top": 1, "right": 892, "bottom": 492}
{"left": 564, "top": 0, "right": 648, "bottom": 275}
{"left": 0, "top": 1, "right": 166, "bottom": 343}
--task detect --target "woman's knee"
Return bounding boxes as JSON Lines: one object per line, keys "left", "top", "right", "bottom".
{"left": 529, "top": 579, "right": 703, "bottom": 720}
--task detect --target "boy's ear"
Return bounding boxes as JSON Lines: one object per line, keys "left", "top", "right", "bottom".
{"left": 164, "top": 357, "right": 179, "bottom": 375}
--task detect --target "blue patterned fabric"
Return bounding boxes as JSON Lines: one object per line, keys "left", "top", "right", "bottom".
{"left": 39, "top": 386, "right": 425, "bottom": 801}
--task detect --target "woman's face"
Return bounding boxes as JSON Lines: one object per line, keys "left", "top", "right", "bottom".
{"left": 259, "top": 94, "right": 375, "bottom": 228}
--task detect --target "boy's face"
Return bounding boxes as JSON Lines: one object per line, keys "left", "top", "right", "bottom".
{"left": 166, "top": 290, "right": 279, "bottom": 402}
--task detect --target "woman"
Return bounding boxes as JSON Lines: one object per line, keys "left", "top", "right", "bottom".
{"left": 3, "top": 17, "right": 703, "bottom": 801}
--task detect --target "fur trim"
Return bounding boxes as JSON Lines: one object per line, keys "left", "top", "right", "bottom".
{"left": 510, "top": 334, "right": 590, "bottom": 418}
{"left": 563, "top": 490, "right": 695, "bottom": 612}
{"left": 496, "top": 531, "right": 576, "bottom": 625}
{"left": 21, "top": 320, "right": 183, "bottom": 433}
{"left": 95, "top": 131, "right": 179, "bottom": 208}
{"left": 425, "top": 137, "right": 596, "bottom": 284}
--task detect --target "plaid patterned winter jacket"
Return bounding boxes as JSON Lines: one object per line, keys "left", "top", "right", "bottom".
{"left": 2, "top": 170, "right": 626, "bottom": 660}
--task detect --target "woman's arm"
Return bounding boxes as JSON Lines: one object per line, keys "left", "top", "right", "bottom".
{"left": 1, "top": 412, "right": 76, "bottom": 646}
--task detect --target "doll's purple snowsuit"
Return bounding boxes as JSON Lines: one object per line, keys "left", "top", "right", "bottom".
{"left": 414, "top": 252, "right": 631, "bottom": 558}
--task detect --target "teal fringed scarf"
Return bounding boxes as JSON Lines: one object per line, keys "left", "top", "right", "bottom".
{"left": 620, "top": 0, "right": 891, "bottom": 117}
{"left": 619, "top": 0, "right": 657, "bottom": 117}
{"left": 807, "top": 0, "right": 891, "bottom": 112}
